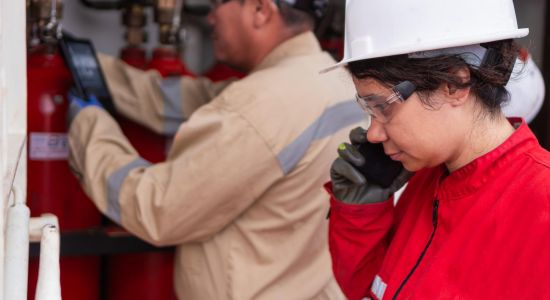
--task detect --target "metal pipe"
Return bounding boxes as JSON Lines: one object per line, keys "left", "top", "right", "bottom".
{"left": 43, "top": 0, "right": 62, "bottom": 40}
{"left": 3, "top": 185, "right": 30, "bottom": 300}
{"left": 34, "top": 221, "right": 61, "bottom": 300}
{"left": 3, "top": 187, "right": 61, "bottom": 300}
{"left": 28, "top": 0, "right": 63, "bottom": 45}
{"left": 155, "top": 0, "right": 181, "bottom": 45}
{"left": 169, "top": 0, "right": 184, "bottom": 44}
{"left": 122, "top": 3, "right": 147, "bottom": 47}
{"left": 29, "top": 214, "right": 58, "bottom": 243}
{"left": 44, "top": 0, "right": 57, "bottom": 32}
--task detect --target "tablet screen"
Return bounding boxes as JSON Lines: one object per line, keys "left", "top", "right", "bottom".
{"left": 60, "top": 35, "right": 116, "bottom": 114}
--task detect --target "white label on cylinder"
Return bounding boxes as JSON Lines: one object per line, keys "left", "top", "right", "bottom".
{"left": 29, "top": 132, "right": 69, "bottom": 160}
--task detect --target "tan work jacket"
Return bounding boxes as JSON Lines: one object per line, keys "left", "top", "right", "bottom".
{"left": 69, "top": 32, "right": 365, "bottom": 299}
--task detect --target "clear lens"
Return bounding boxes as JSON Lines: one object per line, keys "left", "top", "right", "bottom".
{"left": 355, "top": 81, "right": 415, "bottom": 123}
{"left": 356, "top": 93, "right": 399, "bottom": 122}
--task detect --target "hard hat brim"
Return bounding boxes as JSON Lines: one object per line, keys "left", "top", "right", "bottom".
{"left": 320, "top": 28, "right": 529, "bottom": 74}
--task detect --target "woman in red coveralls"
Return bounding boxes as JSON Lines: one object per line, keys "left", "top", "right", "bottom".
{"left": 323, "top": 0, "right": 550, "bottom": 299}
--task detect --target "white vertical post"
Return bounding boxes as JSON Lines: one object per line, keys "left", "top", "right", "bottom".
{"left": 3, "top": 186, "right": 30, "bottom": 300}
{"left": 0, "top": 0, "right": 28, "bottom": 299}
{"left": 28, "top": 215, "right": 61, "bottom": 300}
{"left": 34, "top": 224, "right": 61, "bottom": 300}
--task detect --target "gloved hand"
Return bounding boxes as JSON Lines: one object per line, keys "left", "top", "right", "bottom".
{"left": 67, "top": 91, "right": 103, "bottom": 126}
{"left": 330, "top": 127, "right": 412, "bottom": 204}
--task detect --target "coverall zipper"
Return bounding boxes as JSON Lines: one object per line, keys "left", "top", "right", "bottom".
{"left": 391, "top": 199, "right": 439, "bottom": 300}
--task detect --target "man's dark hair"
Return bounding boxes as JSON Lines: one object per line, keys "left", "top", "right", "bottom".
{"left": 276, "top": 1, "right": 315, "bottom": 31}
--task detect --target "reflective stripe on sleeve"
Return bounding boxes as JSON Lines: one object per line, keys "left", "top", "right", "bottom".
{"left": 106, "top": 157, "right": 152, "bottom": 224}
{"left": 371, "top": 275, "right": 387, "bottom": 300}
{"left": 160, "top": 77, "right": 185, "bottom": 135}
{"left": 277, "top": 100, "right": 365, "bottom": 175}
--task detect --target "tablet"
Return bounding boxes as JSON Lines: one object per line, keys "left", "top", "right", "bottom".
{"left": 59, "top": 34, "right": 116, "bottom": 115}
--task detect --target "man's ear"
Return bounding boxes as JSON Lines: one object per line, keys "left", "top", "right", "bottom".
{"left": 252, "top": 0, "right": 277, "bottom": 28}
{"left": 444, "top": 67, "right": 471, "bottom": 106}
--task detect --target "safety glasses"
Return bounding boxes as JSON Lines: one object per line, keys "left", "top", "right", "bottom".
{"left": 355, "top": 81, "right": 416, "bottom": 123}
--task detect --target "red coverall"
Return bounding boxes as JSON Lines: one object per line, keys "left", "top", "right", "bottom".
{"left": 327, "top": 120, "right": 550, "bottom": 300}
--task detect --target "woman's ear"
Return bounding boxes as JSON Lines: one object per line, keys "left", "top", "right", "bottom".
{"left": 444, "top": 67, "right": 471, "bottom": 106}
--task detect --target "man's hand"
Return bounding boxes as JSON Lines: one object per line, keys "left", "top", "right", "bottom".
{"left": 330, "top": 127, "right": 412, "bottom": 204}
{"left": 67, "top": 91, "right": 103, "bottom": 126}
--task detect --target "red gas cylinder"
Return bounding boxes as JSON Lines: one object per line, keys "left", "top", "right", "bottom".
{"left": 26, "top": 44, "right": 101, "bottom": 300}
{"left": 203, "top": 61, "right": 245, "bottom": 82}
{"left": 149, "top": 46, "right": 194, "bottom": 77}
{"left": 118, "top": 45, "right": 167, "bottom": 163}
{"left": 120, "top": 46, "right": 148, "bottom": 70}
{"left": 320, "top": 37, "right": 344, "bottom": 61}
{"left": 105, "top": 46, "right": 182, "bottom": 300}
{"left": 107, "top": 251, "right": 176, "bottom": 300}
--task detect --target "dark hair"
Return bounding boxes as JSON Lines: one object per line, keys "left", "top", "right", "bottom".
{"left": 348, "top": 40, "right": 520, "bottom": 116}
{"left": 235, "top": 0, "right": 315, "bottom": 31}
{"left": 277, "top": 1, "right": 315, "bottom": 31}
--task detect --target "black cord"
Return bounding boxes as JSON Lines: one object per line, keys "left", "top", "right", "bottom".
{"left": 392, "top": 199, "right": 439, "bottom": 300}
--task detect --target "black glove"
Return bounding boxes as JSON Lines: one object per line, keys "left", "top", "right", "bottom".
{"left": 330, "top": 127, "right": 412, "bottom": 204}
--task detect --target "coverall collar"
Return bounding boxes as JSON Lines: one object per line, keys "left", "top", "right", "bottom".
{"left": 435, "top": 118, "right": 539, "bottom": 200}
{"left": 253, "top": 31, "right": 322, "bottom": 73}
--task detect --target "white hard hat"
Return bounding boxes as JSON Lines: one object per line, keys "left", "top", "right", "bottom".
{"left": 323, "top": 0, "right": 529, "bottom": 72}
{"left": 503, "top": 53, "right": 545, "bottom": 123}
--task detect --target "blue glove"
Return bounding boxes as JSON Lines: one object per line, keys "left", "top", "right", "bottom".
{"left": 67, "top": 91, "right": 103, "bottom": 126}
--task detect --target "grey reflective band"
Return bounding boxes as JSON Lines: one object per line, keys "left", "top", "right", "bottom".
{"left": 160, "top": 77, "right": 185, "bottom": 135}
{"left": 277, "top": 100, "right": 364, "bottom": 175}
{"left": 408, "top": 44, "right": 488, "bottom": 67}
{"left": 106, "top": 157, "right": 152, "bottom": 224}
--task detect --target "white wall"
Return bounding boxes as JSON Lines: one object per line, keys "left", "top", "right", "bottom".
{"left": 1, "top": 0, "right": 28, "bottom": 298}
{"left": 515, "top": 0, "right": 547, "bottom": 66}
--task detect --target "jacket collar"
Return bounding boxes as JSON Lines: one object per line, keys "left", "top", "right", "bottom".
{"left": 252, "top": 31, "right": 322, "bottom": 72}
{"left": 434, "top": 118, "right": 540, "bottom": 200}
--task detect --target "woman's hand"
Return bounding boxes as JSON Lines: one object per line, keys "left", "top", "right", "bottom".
{"left": 330, "top": 127, "right": 412, "bottom": 204}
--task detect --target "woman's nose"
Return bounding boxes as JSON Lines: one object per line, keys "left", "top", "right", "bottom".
{"left": 367, "top": 118, "right": 388, "bottom": 143}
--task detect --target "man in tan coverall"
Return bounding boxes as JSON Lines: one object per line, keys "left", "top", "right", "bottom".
{"left": 68, "top": 0, "right": 364, "bottom": 299}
